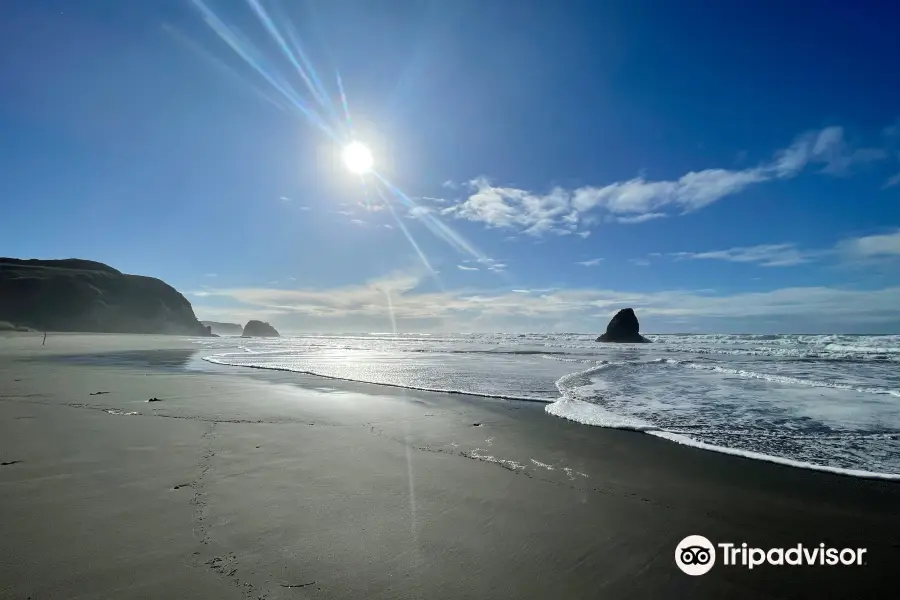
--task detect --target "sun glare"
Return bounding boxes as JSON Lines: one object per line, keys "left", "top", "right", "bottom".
{"left": 342, "top": 141, "right": 373, "bottom": 174}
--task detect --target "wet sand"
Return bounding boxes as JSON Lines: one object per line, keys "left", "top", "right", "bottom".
{"left": 1, "top": 333, "right": 898, "bottom": 599}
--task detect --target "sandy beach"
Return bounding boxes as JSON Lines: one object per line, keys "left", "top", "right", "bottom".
{"left": 1, "top": 333, "right": 898, "bottom": 599}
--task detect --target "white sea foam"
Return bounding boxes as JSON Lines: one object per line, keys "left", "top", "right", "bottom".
{"left": 825, "top": 343, "right": 900, "bottom": 354}
{"left": 681, "top": 363, "right": 900, "bottom": 397}
{"left": 466, "top": 448, "right": 526, "bottom": 470}
{"left": 546, "top": 396, "right": 658, "bottom": 431}
{"left": 530, "top": 459, "right": 555, "bottom": 471}
{"left": 649, "top": 431, "right": 900, "bottom": 481}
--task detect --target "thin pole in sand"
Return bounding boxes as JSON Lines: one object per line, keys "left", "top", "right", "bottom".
{"left": 42, "top": 332, "right": 47, "bottom": 346}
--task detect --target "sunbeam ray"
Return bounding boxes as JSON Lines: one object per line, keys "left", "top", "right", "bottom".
{"left": 336, "top": 70, "right": 354, "bottom": 133}
{"left": 244, "top": 0, "right": 340, "bottom": 127}
{"left": 384, "top": 288, "right": 397, "bottom": 334}
{"left": 404, "top": 422, "right": 419, "bottom": 546}
{"left": 374, "top": 172, "right": 487, "bottom": 262}
{"left": 277, "top": 7, "right": 344, "bottom": 127}
{"left": 376, "top": 186, "right": 438, "bottom": 279}
{"left": 162, "top": 23, "right": 289, "bottom": 112}
{"left": 359, "top": 175, "right": 372, "bottom": 211}
{"left": 190, "top": 0, "right": 339, "bottom": 141}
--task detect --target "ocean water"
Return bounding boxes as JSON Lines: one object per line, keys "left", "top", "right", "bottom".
{"left": 195, "top": 333, "right": 900, "bottom": 479}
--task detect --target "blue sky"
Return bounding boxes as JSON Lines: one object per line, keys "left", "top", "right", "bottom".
{"left": 2, "top": 0, "right": 899, "bottom": 333}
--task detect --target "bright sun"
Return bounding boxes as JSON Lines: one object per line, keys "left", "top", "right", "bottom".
{"left": 342, "top": 141, "right": 374, "bottom": 174}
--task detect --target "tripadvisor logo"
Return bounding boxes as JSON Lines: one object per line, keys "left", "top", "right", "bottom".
{"left": 676, "top": 535, "right": 716, "bottom": 576}
{"left": 675, "top": 535, "right": 867, "bottom": 576}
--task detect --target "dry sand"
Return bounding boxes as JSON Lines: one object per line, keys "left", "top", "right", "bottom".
{"left": 1, "top": 333, "right": 898, "bottom": 599}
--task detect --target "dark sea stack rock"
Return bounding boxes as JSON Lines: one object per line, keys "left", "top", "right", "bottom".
{"left": 0, "top": 257, "right": 212, "bottom": 336}
{"left": 242, "top": 320, "right": 280, "bottom": 337}
{"left": 596, "top": 308, "right": 651, "bottom": 343}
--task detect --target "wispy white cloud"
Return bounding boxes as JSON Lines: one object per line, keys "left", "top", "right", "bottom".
{"left": 615, "top": 212, "right": 667, "bottom": 224}
{"left": 661, "top": 230, "right": 900, "bottom": 268}
{"left": 442, "top": 125, "right": 890, "bottom": 236}
{"left": 283, "top": 196, "right": 311, "bottom": 210}
{"left": 772, "top": 127, "right": 835, "bottom": 177}
{"left": 467, "top": 257, "right": 507, "bottom": 269}
{"left": 335, "top": 210, "right": 354, "bottom": 216}
{"left": 628, "top": 258, "right": 651, "bottom": 267}
{"left": 350, "top": 219, "right": 366, "bottom": 226}
{"left": 882, "top": 172, "right": 900, "bottom": 189}
{"left": 575, "top": 258, "right": 604, "bottom": 267}
{"left": 576, "top": 231, "right": 592, "bottom": 239}
{"left": 670, "top": 243, "right": 815, "bottom": 267}
{"left": 443, "top": 178, "right": 575, "bottom": 236}
{"left": 773, "top": 126, "right": 886, "bottom": 177}
{"left": 571, "top": 168, "right": 769, "bottom": 217}
{"left": 837, "top": 229, "right": 900, "bottom": 258}
{"left": 457, "top": 258, "right": 507, "bottom": 273}
{"left": 407, "top": 205, "right": 432, "bottom": 219}
{"left": 382, "top": 224, "right": 394, "bottom": 229}
{"left": 420, "top": 196, "right": 449, "bottom": 204}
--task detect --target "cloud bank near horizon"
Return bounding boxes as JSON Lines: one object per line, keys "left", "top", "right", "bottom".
{"left": 191, "top": 270, "right": 900, "bottom": 334}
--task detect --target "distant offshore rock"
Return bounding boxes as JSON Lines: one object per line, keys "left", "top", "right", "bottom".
{"left": 242, "top": 320, "right": 280, "bottom": 337}
{"left": 0, "top": 320, "right": 33, "bottom": 333}
{"left": 202, "top": 321, "right": 244, "bottom": 336}
{"left": 596, "top": 308, "right": 651, "bottom": 343}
